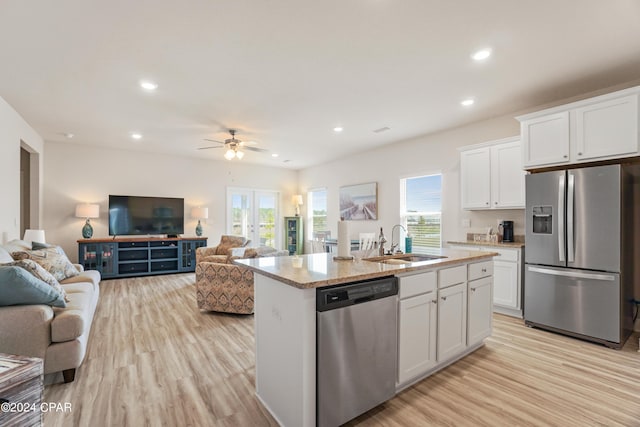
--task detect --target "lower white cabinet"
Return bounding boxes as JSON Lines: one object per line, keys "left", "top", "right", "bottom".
{"left": 398, "top": 292, "right": 437, "bottom": 384}
{"left": 449, "top": 244, "right": 523, "bottom": 317}
{"left": 467, "top": 276, "right": 493, "bottom": 346}
{"left": 493, "top": 260, "right": 519, "bottom": 310}
{"left": 437, "top": 283, "right": 467, "bottom": 362}
{"left": 396, "top": 261, "right": 493, "bottom": 389}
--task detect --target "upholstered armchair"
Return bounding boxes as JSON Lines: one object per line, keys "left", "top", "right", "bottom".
{"left": 195, "top": 235, "right": 250, "bottom": 265}
{"left": 195, "top": 245, "right": 288, "bottom": 314}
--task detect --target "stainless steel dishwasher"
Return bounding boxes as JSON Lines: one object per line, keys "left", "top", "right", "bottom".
{"left": 316, "top": 276, "right": 398, "bottom": 427}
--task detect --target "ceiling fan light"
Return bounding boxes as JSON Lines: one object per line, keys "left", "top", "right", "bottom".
{"left": 236, "top": 150, "right": 245, "bottom": 159}
{"left": 224, "top": 149, "right": 236, "bottom": 160}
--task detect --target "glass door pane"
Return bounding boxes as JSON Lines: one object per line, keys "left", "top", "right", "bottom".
{"left": 257, "top": 192, "right": 277, "bottom": 247}
{"left": 227, "top": 188, "right": 279, "bottom": 248}
{"left": 228, "top": 189, "right": 252, "bottom": 240}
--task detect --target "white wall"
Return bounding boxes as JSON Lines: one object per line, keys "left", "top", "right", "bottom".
{"left": 298, "top": 113, "right": 526, "bottom": 246}
{"left": 43, "top": 142, "right": 298, "bottom": 261}
{"left": 0, "top": 96, "right": 44, "bottom": 243}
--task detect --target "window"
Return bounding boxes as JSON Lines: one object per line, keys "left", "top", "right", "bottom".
{"left": 307, "top": 188, "right": 328, "bottom": 240}
{"left": 401, "top": 174, "right": 442, "bottom": 253}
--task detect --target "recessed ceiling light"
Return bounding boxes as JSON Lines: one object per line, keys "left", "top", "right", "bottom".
{"left": 461, "top": 98, "right": 475, "bottom": 107}
{"left": 63, "top": 133, "right": 74, "bottom": 139}
{"left": 471, "top": 49, "right": 492, "bottom": 61}
{"left": 333, "top": 127, "right": 343, "bottom": 132}
{"left": 139, "top": 80, "right": 158, "bottom": 91}
{"left": 271, "top": 153, "right": 279, "bottom": 158}
{"left": 131, "top": 133, "right": 143, "bottom": 140}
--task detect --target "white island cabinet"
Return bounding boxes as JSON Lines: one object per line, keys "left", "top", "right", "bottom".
{"left": 239, "top": 249, "right": 496, "bottom": 427}
{"left": 449, "top": 244, "right": 523, "bottom": 318}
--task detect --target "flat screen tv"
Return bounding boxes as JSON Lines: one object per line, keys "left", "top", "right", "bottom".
{"left": 109, "top": 195, "right": 184, "bottom": 236}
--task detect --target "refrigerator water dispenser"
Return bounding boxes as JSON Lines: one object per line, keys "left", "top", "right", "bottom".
{"left": 532, "top": 206, "right": 552, "bottom": 234}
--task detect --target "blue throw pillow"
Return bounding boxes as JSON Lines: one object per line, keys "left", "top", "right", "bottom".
{"left": 0, "top": 266, "right": 66, "bottom": 308}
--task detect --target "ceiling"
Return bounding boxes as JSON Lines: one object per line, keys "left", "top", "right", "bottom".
{"left": 1, "top": 1, "right": 640, "bottom": 169}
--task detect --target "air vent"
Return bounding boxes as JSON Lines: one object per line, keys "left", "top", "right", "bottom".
{"left": 373, "top": 126, "right": 390, "bottom": 133}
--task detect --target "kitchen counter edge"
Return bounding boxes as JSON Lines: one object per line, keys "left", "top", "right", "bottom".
{"left": 235, "top": 250, "right": 498, "bottom": 289}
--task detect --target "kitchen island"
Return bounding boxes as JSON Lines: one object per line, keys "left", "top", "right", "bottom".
{"left": 236, "top": 248, "right": 497, "bottom": 427}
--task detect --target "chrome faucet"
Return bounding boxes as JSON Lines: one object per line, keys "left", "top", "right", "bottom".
{"left": 378, "top": 227, "right": 387, "bottom": 256}
{"left": 390, "top": 224, "right": 407, "bottom": 254}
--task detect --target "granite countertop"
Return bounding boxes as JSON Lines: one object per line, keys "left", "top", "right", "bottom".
{"left": 447, "top": 240, "right": 525, "bottom": 249}
{"left": 235, "top": 248, "right": 497, "bottom": 289}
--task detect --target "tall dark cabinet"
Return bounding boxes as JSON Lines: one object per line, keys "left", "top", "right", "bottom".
{"left": 284, "top": 216, "right": 303, "bottom": 255}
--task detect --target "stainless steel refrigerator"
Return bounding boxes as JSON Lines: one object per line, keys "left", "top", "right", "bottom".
{"left": 524, "top": 164, "right": 638, "bottom": 348}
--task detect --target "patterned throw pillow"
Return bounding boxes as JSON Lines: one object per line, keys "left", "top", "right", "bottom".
{"left": 11, "top": 247, "right": 80, "bottom": 282}
{"left": 3, "top": 259, "right": 68, "bottom": 301}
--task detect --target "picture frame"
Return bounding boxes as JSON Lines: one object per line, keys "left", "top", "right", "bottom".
{"left": 339, "top": 182, "right": 377, "bottom": 220}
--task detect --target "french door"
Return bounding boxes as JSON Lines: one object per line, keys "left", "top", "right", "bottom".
{"left": 226, "top": 188, "right": 279, "bottom": 248}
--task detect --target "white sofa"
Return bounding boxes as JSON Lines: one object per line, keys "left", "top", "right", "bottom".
{"left": 0, "top": 240, "right": 100, "bottom": 382}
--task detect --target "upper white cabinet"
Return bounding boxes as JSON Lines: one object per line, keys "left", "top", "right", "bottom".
{"left": 518, "top": 87, "right": 640, "bottom": 169}
{"left": 460, "top": 136, "right": 525, "bottom": 210}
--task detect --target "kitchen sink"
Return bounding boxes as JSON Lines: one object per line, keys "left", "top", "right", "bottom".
{"left": 363, "top": 254, "right": 446, "bottom": 264}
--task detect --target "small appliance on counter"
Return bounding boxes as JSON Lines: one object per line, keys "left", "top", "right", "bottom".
{"left": 499, "top": 220, "right": 514, "bottom": 242}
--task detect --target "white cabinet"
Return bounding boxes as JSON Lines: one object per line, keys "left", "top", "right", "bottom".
{"left": 460, "top": 137, "right": 525, "bottom": 210}
{"left": 521, "top": 111, "right": 570, "bottom": 167}
{"left": 449, "top": 245, "right": 522, "bottom": 317}
{"left": 460, "top": 147, "right": 491, "bottom": 209}
{"left": 397, "top": 261, "right": 494, "bottom": 390}
{"left": 397, "top": 272, "right": 437, "bottom": 385}
{"left": 491, "top": 141, "right": 526, "bottom": 208}
{"left": 493, "top": 259, "right": 519, "bottom": 310}
{"left": 437, "top": 282, "right": 467, "bottom": 362}
{"left": 518, "top": 87, "right": 640, "bottom": 169}
{"left": 398, "top": 293, "right": 437, "bottom": 384}
{"left": 575, "top": 95, "right": 639, "bottom": 162}
{"left": 467, "top": 276, "right": 493, "bottom": 346}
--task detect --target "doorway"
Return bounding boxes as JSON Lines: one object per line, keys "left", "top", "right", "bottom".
{"left": 226, "top": 188, "right": 280, "bottom": 248}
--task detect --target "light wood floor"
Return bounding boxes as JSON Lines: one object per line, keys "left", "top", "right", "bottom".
{"left": 44, "top": 273, "right": 640, "bottom": 426}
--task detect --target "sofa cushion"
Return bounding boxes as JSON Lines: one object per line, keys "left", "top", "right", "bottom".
{"left": 0, "top": 265, "right": 66, "bottom": 307}
{"left": 3, "top": 259, "right": 68, "bottom": 301}
{"left": 51, "top": 286, "right": 94, "bottom": 342}
{"left": 60, "top": 270, "right": 101, "bottom": 292}
{"left": 12, "top": 247, "right": 80, "bottom": 282}
{"left": 0, "top": 246, "right": 13, "bottom": 263}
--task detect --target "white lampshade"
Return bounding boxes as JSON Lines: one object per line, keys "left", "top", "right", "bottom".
{"left": 292, "top": 194, "right": 303, "bottom": 206}
{"left": 224, "top": 149, "right": 236, "bottom": 160}
{"left": 235, "top": 150, "right": 245, "bottom": 159}
{"left": 191, "top": 207, "right": 209, "bottom": 219}
{"left": 23, "top": 229, "right": 46, "bottom": 244}
{"left": 75, "top": 204, "right": 100, "bottom": 219}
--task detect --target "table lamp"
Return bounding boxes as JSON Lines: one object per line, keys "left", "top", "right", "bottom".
{"left": 292, "top": 194, "right": 303, "bottom": 216}
{"left": 191, "top": 207, "right": 208, "bottom": 237}
{"left": 75, "top": 204, "right": 100, "bottom": 238}
{"left": 23, "top": 229, "right": 46, "bottom": 245}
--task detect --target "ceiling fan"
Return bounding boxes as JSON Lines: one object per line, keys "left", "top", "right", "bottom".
{"left": 198, "top": 129, "right": 268, "bottom": 160}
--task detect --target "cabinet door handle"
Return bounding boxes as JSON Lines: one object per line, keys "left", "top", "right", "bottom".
{"left": 578, "top": 152, "right": 582, "bottom": 156}
{"left": 563, "top": 155, "right": 568, "bottom": 158}
{"left": 431, "top": 299, "right": 437, "bottom": 304}
{"left": 481, "top": 268, "right": 487, "bottom": 272}
{"left": 470, "top": 287, "right": 476, "bottom": 292}
{"left": 486, "top": 202, "right": 489, "bottom": 205}
{"left": 441, "top": 296, "right": 447, "bottom": 301}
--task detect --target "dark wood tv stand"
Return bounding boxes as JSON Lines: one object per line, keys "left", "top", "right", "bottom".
{"left": 77, "top": 236, "right": 207, "bottom": 279}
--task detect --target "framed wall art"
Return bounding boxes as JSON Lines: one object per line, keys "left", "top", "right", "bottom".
{"left": 339, "top": 182, "right": 377, "bottom": 220}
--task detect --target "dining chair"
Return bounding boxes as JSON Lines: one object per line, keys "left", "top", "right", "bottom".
{"left": 358, "top": 232, "right": 376, "bottom": 250}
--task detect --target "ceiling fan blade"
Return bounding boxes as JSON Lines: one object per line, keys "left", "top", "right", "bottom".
{"left": 244, "top": 146, "right": 269, "bottom": 153}
{"left": 197, "top": 146, "right": 223, "bottom": 150}
{"left": 203, "top": 138, "right": 225, "bottom": 144}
